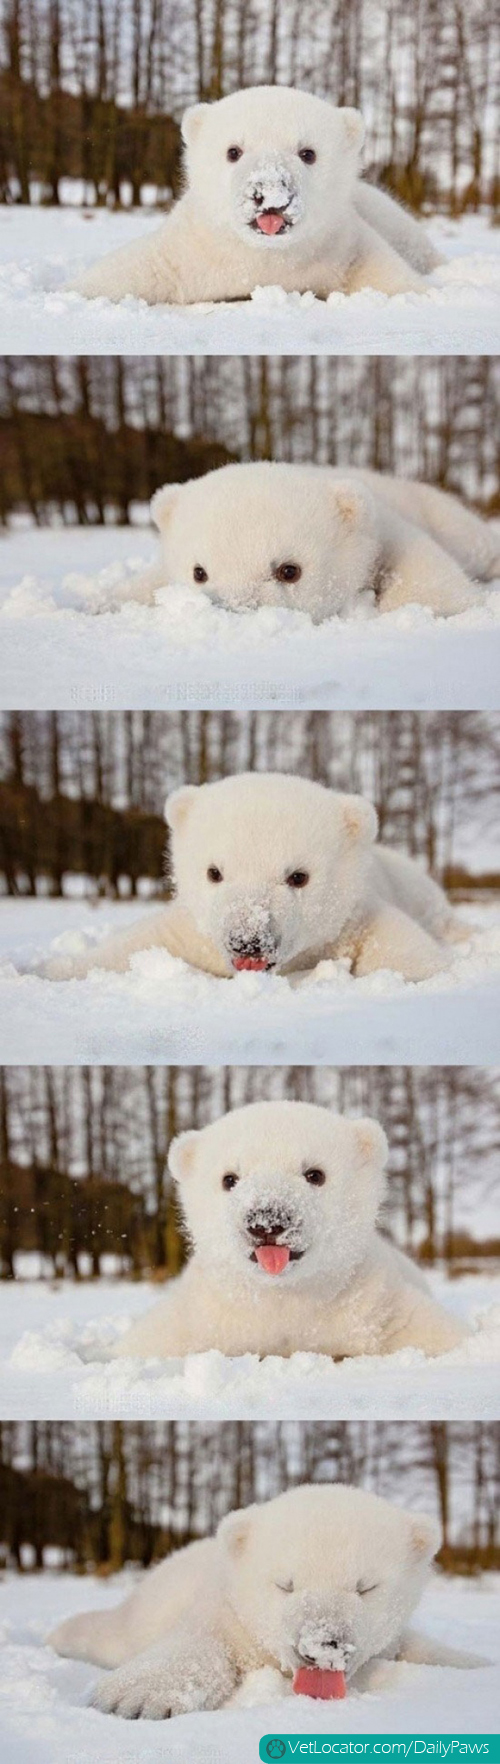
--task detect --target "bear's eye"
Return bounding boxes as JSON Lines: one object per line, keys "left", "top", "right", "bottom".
{"left": 222, "top": 1172, "right": 239, "bottom": 1191}
{"left": 286, "top": 870, "right": 310, "bottom": 889}
{"left": 275, "top": 1577, "right": 294, "bottom": 1593}
{"left": 193, "top": 565, "right": 208, "bottom": 584}
{"left": 207, "top": 865, "right": 223, "bottom": 883}
{"left": 304, "top": 1167, "right": 326, "bottom": 1187}
{"left": 227, "top": 145, "right": 243, "bottom": 162}
{"left": 273, "top": 561, "right": 302, "bottom": 584}
{"left": 357, "top": 1581, "right": 379, "bottom": 1596}
{"left": 299, "top": 147, "right": 316, "bottom": 164}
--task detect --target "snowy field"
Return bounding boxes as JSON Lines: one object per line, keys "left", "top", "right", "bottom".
{"left": 1, "top": 900, "right": 500, "bottom": 1065}
{"left": 0, "top": 208, "right": 499, "bottom": 355}
{"left": 1, "top": 526, "right": 499, "bottom": 711}
{"left": 0, "top": 1570, "right": 498, "bottom": 1763}
{"left": 0, "top": 1272, "right": 498, "bottom": 1422}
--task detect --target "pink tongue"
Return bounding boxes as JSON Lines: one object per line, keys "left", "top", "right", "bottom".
{"left": 255, "top": 1244, "right": 290, "bottom": 1275}
{"left": 256, "top": 211, "right": 285, "bottom": 235}
{"left": 232, "top": 956, "right": 269, "bottom": 971}
{"left": 293, "top": 1668, "right": 346, "bottom": 1701}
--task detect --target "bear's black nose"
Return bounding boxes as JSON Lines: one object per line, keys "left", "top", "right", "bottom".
{"left": 253, "top": 191, "right": 264, "bottom": 207}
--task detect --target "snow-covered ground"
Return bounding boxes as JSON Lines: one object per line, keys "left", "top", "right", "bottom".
{"left": 0, "top": 1273, "right": 498, "bottom": 1421}
{"left": 0, "top": 209, "right": 499, "bottom": 354}
{"left": 0, "top": 1570, "right": 498, "bottom": 1762}
{"left": 1, "top": 526, "right": 499, "bottom": 711}
{"left": 1, "top": 900, "right": 500, "bottom": 1064}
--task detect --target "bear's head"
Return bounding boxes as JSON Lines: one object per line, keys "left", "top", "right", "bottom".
{"left": 165, "top": 772, "right": 378, "bottom": 976}
{"left": 169, "top": 1099, "right": 388, "bottom": 1289}
{"left": 151, "top": 464, "right": 381, "bottom": 621}
{"left": 217, "top": 1484, "right": 440, "bottom": 1683}
{"left": 180, "top": 85, "right": 363, "bottom": 251}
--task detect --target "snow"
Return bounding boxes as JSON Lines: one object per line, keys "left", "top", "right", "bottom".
{"left": 1, "top": 900, "right": 500, "bottom": 1064}
{"left": 1, "top": 527, "right": 499, "bottom": 711}
{"left": 0, "top": 209, "right": 499, "bottom": 354}
{"left": 0, "top": 1571, "right": 498, "bottom": 1761}
{"left": 0, "top": 1274, "right": 498, "bottom": 1422}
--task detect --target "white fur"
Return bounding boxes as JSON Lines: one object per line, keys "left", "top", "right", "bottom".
{"left": 69, "top": 87, "right": 436, "bottom": 304}
{"left": 120, "top": 464, "right": 496, "bottom": 621}
{"left": 114, "top": 1099, "right": 467, "bottom": 1360}
{"left": 44, "top": 774, "right": 462, "bottom": 983}
{"left": 48, "top": 1483, "right": 484, "bottom": 1720}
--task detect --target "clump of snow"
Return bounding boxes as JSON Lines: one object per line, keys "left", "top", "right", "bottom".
{"left": 0, "top": 1571, "right": 498, "bottom": 1760}
{"left": 1, "top": 529, "right": 498, "bottom": 710}
{"left": 0, "top": 210, "right": 498, "bottom": 352}
{"left": 0, "top": 1275, "right": 498, "bottom": 1421}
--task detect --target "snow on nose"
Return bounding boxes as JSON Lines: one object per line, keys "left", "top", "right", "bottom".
{"left": 240, "top": 156, "right": 303, "bottom": 230}
{"left": 244, "top": 1194, "right": 305, "bottom": 1271}
{"left": 224, "top": 897, "right": 279, "bottom": 970}
{"left": 296, "top": 1613, "right": 355, "bottom": 1673}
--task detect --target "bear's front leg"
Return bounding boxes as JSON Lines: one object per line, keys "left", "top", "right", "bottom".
{"left": 68, "top": 209, "right": 189, "bottom": 305}
{"left": 91, "top": 1626, "right": 237, "bottom": 1720}
{"left": 398, "top": 1627, "right": 490, "bottom": 1669}
{"left": 386, "top": 1290, "right": 469, "bottom": 1356}
{"left": 42, "top": 908, "right": 177, "bottom": 980}
{"left": 380, "top": 531, "right": 482, "bottom": 616}
{"left": 349, "top": 221, "right": 426, "bottom": 295}
{"left": 355, "top": 905, "right": 449, "bottom": 981}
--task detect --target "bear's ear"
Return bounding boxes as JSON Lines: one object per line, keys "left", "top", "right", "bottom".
{"left": 164, "top": 785, "right": 198, "bottom": 831}
{"left": 352, "top": 1117, "right": 388, "bottom": 1171}
{"left": 408, "top": 1513, "right": 441, "bottom": 1563}
{"left": 339, "top": 107, "right": 365, "bottom": 151}
{"left": 168, "top": 1130, "right": 199, "bottom": 1183}
{"left": 182, "top": 103, "right": 210, "bottom": 147}
{"left": 218, "top": 1505, "right": 254, "bottom": 1557}
{"left": 150, "top": 485, "right": 180, "bottom": 532}
{"left": 340, "top": 793, "right": 378, "bottom": 844}
{"left": 331, "top": 479, "right": 369, "bottom": 528}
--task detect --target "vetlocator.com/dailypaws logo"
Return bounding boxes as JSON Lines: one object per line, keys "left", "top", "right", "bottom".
{"left": 260, "top": 1743, "right": 497, "bottom": 1761}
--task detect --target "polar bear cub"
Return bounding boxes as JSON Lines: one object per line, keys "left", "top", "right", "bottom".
{"left": 114, "top": 1100, "right": 467, "bottom": 1361}
{"left": 122, "top": 463, "right": 496, "bottom": 621}
{"left": 44, "top": 774, "right": 463, "bottom": 984}
{"left": 70, "top": 86, "right": 439, "bottom": 305}
{"left": 49, "top": 1483, "right": 484, "bottom": 1719}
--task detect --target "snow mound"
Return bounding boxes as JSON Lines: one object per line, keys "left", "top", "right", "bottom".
{"left": 0, "top": 211, "right": 498, "bottom": 352}
{"left": 5, "top": 1292, "right": 500, "bottom": 1422}
{"left": 1, "top": 910, "right": 500, "bottom": 1062}
{"left": 1, "top": 522, "right": 499, "bottom": 709}
{"left": 2, "top": 570, "right": 500, "bottom": 631}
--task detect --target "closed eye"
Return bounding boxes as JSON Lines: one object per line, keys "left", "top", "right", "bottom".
{"left": 275, "top": 1577, "right": 294, "bottom": 1593}
{"left": 357, "top": 1581, "right": 379, "bottom": 1595}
